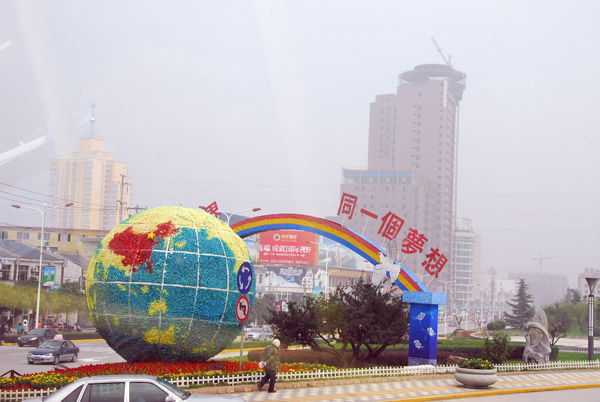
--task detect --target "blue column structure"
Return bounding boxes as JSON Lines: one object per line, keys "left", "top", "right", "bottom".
{"left": 403, "top": 291, "right": 447, "bottom": 366}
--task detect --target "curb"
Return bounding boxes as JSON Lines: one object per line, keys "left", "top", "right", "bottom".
{"left": 190, "top": 370, "right": 600, "bottom": 395}
{"left": 384, "top": 383, "right": 600, "bottom": 402}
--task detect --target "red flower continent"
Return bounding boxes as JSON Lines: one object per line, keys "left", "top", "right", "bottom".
{"left": 108, "top": 221, "right": 178, "bottom": 274}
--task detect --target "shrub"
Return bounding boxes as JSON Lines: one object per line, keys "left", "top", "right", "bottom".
{"left": 486, "top": 320, "right": 506, "bottom": 331}
{"left": 458, "top": 358, "right": 495, "bottom": 370}
{"left": 484, "top": 331, "right": 510, "bottom": 364}
{"left": 249, "top": 348, "right": 467, "bottom": 367}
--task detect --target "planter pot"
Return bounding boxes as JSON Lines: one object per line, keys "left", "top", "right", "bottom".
{"left": 454, "top": 367, "right": 498, "bottom": 388}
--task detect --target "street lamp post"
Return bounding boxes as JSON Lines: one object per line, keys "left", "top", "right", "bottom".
{"left": 473, "top": 285, "right": 484, "bottom": 329}
{"left": 440, "top": 280, "right": 455, "bottom": 336}
{"left": 307, "top": 240, "right": 333, "bottom": 296}
{"left": 220, "top": 208, "right": 261, "bottom": 226}
{"left": 198, "top": 206, "right": 261, "bottom": 226}
{"left": 12, "top": 202, "right": 73, "bottom": 329}
{"left": 584, "top": 275, "right": 600, "bottom": 361}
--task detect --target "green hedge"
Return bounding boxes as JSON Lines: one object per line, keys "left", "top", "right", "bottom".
{"left": 247, "top": 343, "right": 559, "bottom": 368}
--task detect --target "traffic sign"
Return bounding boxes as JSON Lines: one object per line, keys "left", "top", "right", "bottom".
{"left": 236, "top": 295, "right": 250, "bottom": 322}
{"left": 237, "top": 262, "right": 253, "bottom": 294}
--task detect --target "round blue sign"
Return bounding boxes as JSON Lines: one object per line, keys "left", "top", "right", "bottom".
{"left": 237, "top": 262, "right": 253, "bottom": 294}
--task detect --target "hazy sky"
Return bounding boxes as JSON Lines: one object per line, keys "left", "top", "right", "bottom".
{"left": 1, "top": 1, "right": 599, "bottom": 288}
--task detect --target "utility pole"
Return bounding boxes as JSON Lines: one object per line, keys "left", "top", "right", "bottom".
{"left": 117, "top": 174, "right": 130, "bottom": 223}
{"left": 127, "top": 205, "right": 146, "bottom": 218}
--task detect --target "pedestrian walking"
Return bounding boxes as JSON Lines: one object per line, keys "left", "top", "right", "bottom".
{"left": 257, "top": 338, "right": 281, "bottom": 393}
{"left": 17, "top": 322, "right": 23, "bottom": 335}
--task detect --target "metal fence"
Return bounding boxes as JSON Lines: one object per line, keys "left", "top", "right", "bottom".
{"left": 3, "top": 360, "right": 600, "bottom": 401}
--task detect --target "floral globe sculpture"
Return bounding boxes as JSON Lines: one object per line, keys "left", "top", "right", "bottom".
{"left": 86, "top": 206, "right": 254, "bottom": 362}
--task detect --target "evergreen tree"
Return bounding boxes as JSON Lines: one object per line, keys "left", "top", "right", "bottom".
{"left": 268, "top": 279, "right": 409, "bottom": 366}
{"left": 563, "top": 288, "right": 582, "bottom": 304}
{"left": 504, "top": 278, "right": 536, "bottom": 330}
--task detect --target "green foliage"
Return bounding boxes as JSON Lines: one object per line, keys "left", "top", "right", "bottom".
{"left": 504, "top": 279, "right": 535, "bottom": 330}
{"left": 483, "top": 331, "right": 511, "bottom": 363}
{"left": 563, "top": 288, "right": 582, "bottom": 304}
{"left": 486, "top": 320, "right": 506, "bottom": 331}
{"left": 0, "top": 281, "right": 88, "bottom": 323}
{"left": 458, "top": 358, "right": 495, "bottom": 369}
{"left": 268, "top": 279, "right": 410, "bottom": 366}
{"left": 58, "top": 281, "right": 83, "bottom": 295}
{"left": 543, "top": 299, "right": 600, "bottom": 342}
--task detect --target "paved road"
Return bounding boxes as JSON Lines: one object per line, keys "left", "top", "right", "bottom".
{"left": 0, "top": 340, "right": 125, "bottom": 376}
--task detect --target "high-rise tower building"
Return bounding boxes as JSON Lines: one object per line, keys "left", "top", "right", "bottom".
{"left": 340, "top": 64, "right": 466, "bottom": 285}
{"left": 49, "top": 107, "right": 131, "bottom": 230}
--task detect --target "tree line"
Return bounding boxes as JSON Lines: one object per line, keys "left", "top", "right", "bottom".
{"left": 0, "top": 280, "right": 87, "bottom": 325}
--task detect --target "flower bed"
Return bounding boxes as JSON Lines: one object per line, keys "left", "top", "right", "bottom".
{"left": 457, "top": 358, "right": 495, "bottom": 370}
{"left": 0, "top": 361, "right": 335, "bottom": 392}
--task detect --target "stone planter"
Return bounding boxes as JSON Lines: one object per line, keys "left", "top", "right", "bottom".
{"left": 454, "top": 367, "right": 498, "bottom": 388}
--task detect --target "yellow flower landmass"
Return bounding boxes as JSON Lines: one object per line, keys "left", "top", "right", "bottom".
{"left": 148, "top": 300, "right": 167, "bottom": 315}
{"left": 144, "top": 325, "right": 175, "bottom": 345}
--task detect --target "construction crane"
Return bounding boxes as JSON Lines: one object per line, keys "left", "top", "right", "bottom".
{"left": 430, "top": 36, "right": 452, "bottom": 68}
{"left": 533, "top": 253, "right": 572, "bottom": 274}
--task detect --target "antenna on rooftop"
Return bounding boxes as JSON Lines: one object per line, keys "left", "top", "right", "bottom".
{"left": 89, "top": 102, "right": 96, "bottom": 138}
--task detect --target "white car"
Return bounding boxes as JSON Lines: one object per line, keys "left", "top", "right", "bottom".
{"left": 244, "top": 327, "right": 272, "bottom": 341}
{"left": 22, "top": 375, "right": 245, "bottom": 402}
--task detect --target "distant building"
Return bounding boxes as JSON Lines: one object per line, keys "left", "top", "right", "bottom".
{"left": 0, "top": 225, "right": 107, "bottom": 258}
{"left": 0, "top": 240, "right": 65, "bottom": 284}
{"left": 507, "top": 272, "right": 568, "bottom": 308}
{"left": 49, "top": 136, "right": 130, "bottom": 230}
{"left": 452, "top": 217, "right": 481, "bottom": 314}
{"left": 339, "top": 64, "right": 466, "bottom": 293}
{"left": 578, "top": 268, "right": 600, "bottom": 298}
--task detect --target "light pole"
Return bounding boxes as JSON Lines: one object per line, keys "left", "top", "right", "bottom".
{"left": 439, "top": 280, "right": 455, "bottom": 336}
{"left": 12, "top": 202, "right": 73, "bottom": 329}
{"left": 199, "top": 206, "right": 261, "bottom": 226}
{"left": 473, "top": 285, "right": 485, "bottom": 329}
{"left": 583, "top": 274, "right": 600, "bottom": 361}
{"left": 307, "top": 240, "right": 333, "bottom": 296}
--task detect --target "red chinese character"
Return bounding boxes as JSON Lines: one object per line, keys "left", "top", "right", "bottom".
{"left": 202, "top": 201, "right": 220, "bottom": 218}
{"left": 377, "top": 211, "right": 405, "bottom": 240}
{"left": 421, "top": 248, "right": 448, "bottom": 278}
{"left": 401, "top": 228, "right": 428, "bottom": 254}
{"left": 337, "top": 193, "right": 358, "bottom": 220}
{"left": 360, "top": 208, "right": 378, "bottom": 220}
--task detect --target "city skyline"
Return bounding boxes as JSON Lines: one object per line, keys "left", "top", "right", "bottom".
{"left": 1, "top": 1, "right": 599, "bottom": 288}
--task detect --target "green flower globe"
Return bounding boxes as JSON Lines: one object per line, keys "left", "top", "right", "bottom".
{"left": 86, "top": 206, "right": 255, "bottom": 362}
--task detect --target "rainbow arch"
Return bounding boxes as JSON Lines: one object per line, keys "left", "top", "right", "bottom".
{"left": 231, "top": 214, "right": 382, "bottom": 265}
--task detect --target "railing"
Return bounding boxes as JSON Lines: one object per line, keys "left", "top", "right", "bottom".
{"left": 3, "top": 360, "right": 600, "bottom": 401}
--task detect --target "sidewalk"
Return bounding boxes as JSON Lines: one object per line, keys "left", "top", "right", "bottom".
{"left": 192, "top": 370, "right": 600, "bottom": 401}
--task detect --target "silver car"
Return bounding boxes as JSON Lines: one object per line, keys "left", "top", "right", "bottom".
{"left": 22, "top": 375, "right": 245, "bottom": 402}
{"left": 244, "top": 327, "right": 271, "bottom": 341}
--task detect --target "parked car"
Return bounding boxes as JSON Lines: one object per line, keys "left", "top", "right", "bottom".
{"left": 244, "top": 327, "right": 271, "bottom": 341}
{"left": 22, "top": 374, "right": 246, "bottom": 402}
{"left": 27, "top": 339, "right": 80, "bottom": 365}
{"left": 17, "top": 328, "right": 59, "bottom": 347}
